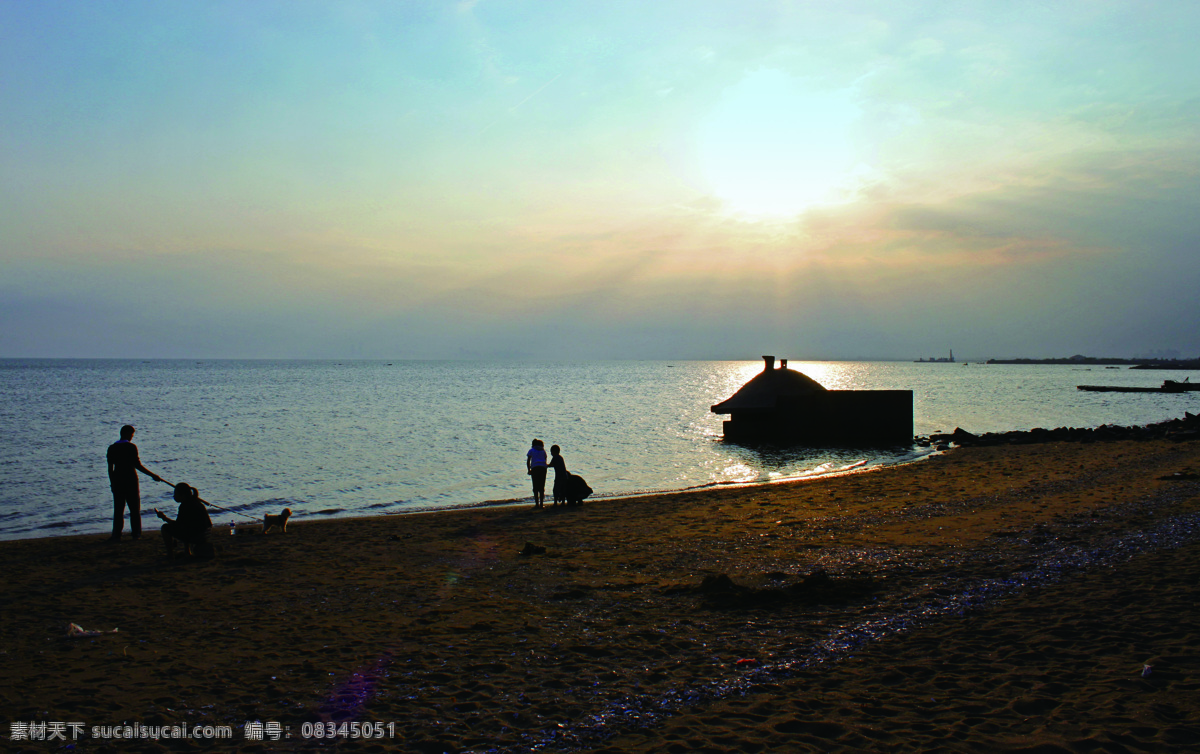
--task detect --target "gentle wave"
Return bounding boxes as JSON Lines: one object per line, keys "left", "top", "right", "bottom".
{"left": 0, "top": 359, "right": 1194, "bottom": 540}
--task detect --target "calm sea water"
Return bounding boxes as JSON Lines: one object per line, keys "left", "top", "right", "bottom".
{"left": 1, "top": 359, "right": 1196, "bottom": 541}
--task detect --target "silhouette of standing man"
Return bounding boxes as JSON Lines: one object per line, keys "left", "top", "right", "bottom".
{"left": 106, "top": 425, "right": 163, "bottom": 541}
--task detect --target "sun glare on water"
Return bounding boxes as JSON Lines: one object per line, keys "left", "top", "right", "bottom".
{"left": 697, "top": 70, "right": 864, "bottom": 219}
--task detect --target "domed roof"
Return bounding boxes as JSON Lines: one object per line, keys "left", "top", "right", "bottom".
{"left": 711, "top": 356, "right": 827, "bottom": 414}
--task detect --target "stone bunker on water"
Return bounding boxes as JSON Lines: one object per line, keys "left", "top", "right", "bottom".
{"left": 711, "top": 356, "right": 913, "bottom": 445}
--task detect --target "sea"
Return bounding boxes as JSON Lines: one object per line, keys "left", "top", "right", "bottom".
{"left": 1, "top": 358, "right": 1196, "bottom": 541}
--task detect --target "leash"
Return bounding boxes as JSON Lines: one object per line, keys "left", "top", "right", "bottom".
{"left": 158, "top": 478, "right": 261, "bottom": 521}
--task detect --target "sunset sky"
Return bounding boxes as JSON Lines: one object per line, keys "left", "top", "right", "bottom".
{"left": 3, "top": 1, "right": 1199, "bottom": 360}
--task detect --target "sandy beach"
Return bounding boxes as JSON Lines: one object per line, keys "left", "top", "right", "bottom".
{"left": 3, "top": 437, "right": 1199, "bottom": 752}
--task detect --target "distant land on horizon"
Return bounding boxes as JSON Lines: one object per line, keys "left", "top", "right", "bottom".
{"left": 2, "top": 355, "right": 1199, "bottom": 367}
{"left": 984, "top": 356, "right": 1200, "bottom": 369}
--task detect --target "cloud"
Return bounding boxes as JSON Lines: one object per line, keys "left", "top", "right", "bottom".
{"left": 4, "top": 1, "right": 1200, "bottom": 360}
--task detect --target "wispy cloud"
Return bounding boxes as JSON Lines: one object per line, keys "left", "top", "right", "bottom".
{"left": 3, "top": 1, "right": 1200, "bottom": 358}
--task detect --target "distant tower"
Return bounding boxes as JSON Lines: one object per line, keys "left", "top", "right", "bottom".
{"left": 950, "top": 348, "right": 955, "bottom": 363}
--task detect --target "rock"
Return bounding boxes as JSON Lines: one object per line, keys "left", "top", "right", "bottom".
{"left": 518, "top": 542, "right": 546, "bottom": 556}
{"left": 951, "top": 428, "right": 979, "bottom": 445}
{"left": 698, "top": 573, "right": 740, "bottom": 593}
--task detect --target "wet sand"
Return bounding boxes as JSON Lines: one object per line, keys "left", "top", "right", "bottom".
{"left": 2, "top": 438, "right": 1199, "bottom": 752}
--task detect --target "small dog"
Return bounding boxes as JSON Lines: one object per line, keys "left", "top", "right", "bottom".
{"left": 263, "top": 507, "right": 292, "bottom": 533}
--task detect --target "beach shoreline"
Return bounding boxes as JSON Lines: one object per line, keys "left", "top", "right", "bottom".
{"left": 2, "top": 437, "right": 1199, "bottom": 751}
{"left": 0, "top": 450, "right": 927, "bottom": 545}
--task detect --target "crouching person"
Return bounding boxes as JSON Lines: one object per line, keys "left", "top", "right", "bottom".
{"left": 155, "top": 483, "right": 213, "bottom": 559}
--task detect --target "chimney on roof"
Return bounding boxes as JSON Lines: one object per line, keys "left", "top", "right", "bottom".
{"left": 762, "top": 355, "right": 775, "bottom": 372}
{"left": 780, "top": 359, "right": 788, "bottom": 370}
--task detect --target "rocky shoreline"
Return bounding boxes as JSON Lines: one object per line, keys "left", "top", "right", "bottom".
{"left": 925, "top": 411, "right": 1200, "bottom": 449}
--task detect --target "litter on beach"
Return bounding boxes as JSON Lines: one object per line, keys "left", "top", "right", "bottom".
{"left": 67, "top": 622, "right": 119, "bottom": 637}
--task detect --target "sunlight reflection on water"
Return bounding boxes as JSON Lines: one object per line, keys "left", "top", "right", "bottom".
{"left": 0, "top": 358, "right": 1194, "bottom": 539}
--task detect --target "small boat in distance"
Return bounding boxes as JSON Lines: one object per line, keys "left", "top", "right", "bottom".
{"left": 1077, "top": 378, "right": 1200, "bottom": 393}
{"left": 1163, "top": 379, "right": 1200, "bottom": 392}
{"left": 914, "top": 349, "right": 955, "bottom": 363}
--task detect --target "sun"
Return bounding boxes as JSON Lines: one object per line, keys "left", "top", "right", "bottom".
{"left": 697, "top": 70, "right": 863, "bottom": 218}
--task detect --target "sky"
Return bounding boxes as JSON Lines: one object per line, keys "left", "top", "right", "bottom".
{"left": 2, "top": 0, "right": 1199, "bottom": 361}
